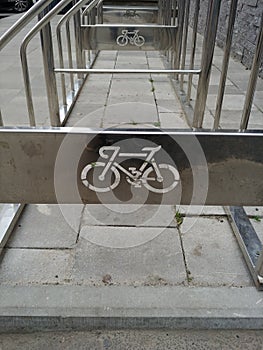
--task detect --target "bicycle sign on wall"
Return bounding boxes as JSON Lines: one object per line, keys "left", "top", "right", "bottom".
{"left": 116, "top": 29, "right": 145, "bottom": 47}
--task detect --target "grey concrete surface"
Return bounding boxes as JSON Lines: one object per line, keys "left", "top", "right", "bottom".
{"left": 6, "top": 204, "right": 81, "bottom": 248}
{"left": 73, "top": 227, "right": 186, "bottom": 285}
{"left": 0, "top": 13, "right": 263, "bottom": 336}
{"left": 0, "top": 285, "right": 263, "bottom": 329}
{"left": 180, "top": 217, "right": 253, "bottom": 287}
{"left": 81, "top": 204, "right": 176, "bottom": 227}
{"left": 0, "top": 331, "right": 263, "bottom": 350}
{"left": 1, "top": 329, "right": 263, "bottom": 350}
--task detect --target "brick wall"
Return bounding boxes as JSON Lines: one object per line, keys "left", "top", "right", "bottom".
{"left": 190, "top": 0, "right": 263, "bottom": 76}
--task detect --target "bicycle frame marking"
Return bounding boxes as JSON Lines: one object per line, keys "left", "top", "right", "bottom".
{"left": 116, "top": 29, "right": 145, "bottom": 47}
{"left": 81, "top": 145, "right": 180, "bottom": 193}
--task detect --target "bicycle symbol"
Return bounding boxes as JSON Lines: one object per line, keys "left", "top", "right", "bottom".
{"left": 116, "top": 30, "right": 145, "bottom": 47}
{"left": 81, "top": 145, "right": 180, "bottom": 193}
{"left": 123, "top": 9, "right": 139, "bottom": 18}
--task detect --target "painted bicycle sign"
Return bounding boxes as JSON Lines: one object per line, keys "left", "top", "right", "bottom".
{"left": 81, "top": 145, "right": 180, "bottom": 193}
{"left": 116, "top": 29, "right": 145, "bottom": 47}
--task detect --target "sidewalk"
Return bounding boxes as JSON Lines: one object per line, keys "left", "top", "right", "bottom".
{"left": 0, "top": 13, "right": 263, "bottom": 342}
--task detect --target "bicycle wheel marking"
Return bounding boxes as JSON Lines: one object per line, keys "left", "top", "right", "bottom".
{"left": 81, "top": 162, "right": 120, "bottom": 193}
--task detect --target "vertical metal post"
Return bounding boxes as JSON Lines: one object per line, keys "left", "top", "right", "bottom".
{"left": 98, "top": 0, "right": 103, "bottom": 24}
{"left": 57, "top": 27, "right": 67, "bottom": 106}
{"left": 170, "top": 0, "right": 177, "bottom": 68}
{"left": 187, "top": 0, "right": 200, "bottom": 102}
{"left": 213, "top": 0, "right": 238, "bottom": 130}
{"left": 172, "top": 0, "right": 177, "bottom": 26}
{"left": 158, "top": 0, "right": 162, "bottom": 24}
{"left": 192, "top": 0, "right": 222, "bottom": 129}
{"left": 39, "top": 9, "right": 60, "bottom": 126}
{"left": 168, "top": 0, "right": 173, "bottom": 64}
{"left": 164, "top": 0, "right": 172, "bottom": 62}
{"left": 165, "top": 0, "right": 172, "bottom": 25}
{"left": 180, "top": 0, "right": 190, "bottom": 90}
{"left": 159, "top": 0, "right": 165, "bottom": 25}
{"left": 73, "top": 8, "right": 84, "bottom": 79}
{"left": 173, "top": 0, "right": 185, "bottom": 79}
{"left": 240, "top": 14, "right": 263, "bottom": 131}
{"left": 0, "top": 109, "right": 3, "bottom": 126}
{"left": 66, "top": 21, "right": 75, "bottom": 91}
{"left": 20, "top": 43, "right": 36, "bottom": 126}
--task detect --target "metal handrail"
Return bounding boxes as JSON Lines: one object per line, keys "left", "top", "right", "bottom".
{"left": 54, "top": 68, "right": 201, "bottom": 74}
{"left": 0, "top": 0, "right": 55, "bottom": 50}
{"left": 20, "top": 0, "right": 78, "bottom": 126}
{"left": 82, "top": 0, "right": 102, "bottom": 18}
{"left": 56, "top": 0, "right": 101, "bottom": 105}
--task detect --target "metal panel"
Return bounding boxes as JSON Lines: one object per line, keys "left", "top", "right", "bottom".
{"left": 0, "top": 128, "right": 263, "bottom": 205}
{"left": 102, "top": 6, "right": 159, "bottom": 24}
{"left": 81, "top": 25, "right": 177, "bottom": 50}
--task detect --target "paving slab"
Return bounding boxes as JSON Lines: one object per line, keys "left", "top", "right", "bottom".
{"left": 156, "top": 98, "right": 184, "bottom": 113}
{"left": 6, "top": 205, "right": 81, "bottom": 249}
{"left": 254, "top": 90, "right": 263, "bottom": 111}
{"left": 107, "top": 93, "right": 155, "bottom": 105}
{"left": 244, "top": 206, "right": 263, "bottom": 217}
{"left": 103, "top": 101, "right": 158, "bottom": 123}
{"left": 250, "top": 218, "right": 263, "bottom": 242}
{"left": 178, "top": 205, "right": 227, "bottom": 216}
{"left": 206, "top": 94, "right": 250, "bottom": 111}
{"left": 180, "top": 217, "right": 253, "bottom": 287}
{"left": 81, "top": 204, "right": 176, "bottom": 227}
{"left": 159, "top": 112, "right": 188, "bottom": 128}
{"left": 66, "top": 104, "right": 105, "bottom": 127}
{"left": 0, "top": 249, "right": 73, "bottom": 286}
{"left": 72, "top": 227, "right": 186, "bottom": 285}
{"left": 220, "top": 109, "right": 263, "bottom": 124}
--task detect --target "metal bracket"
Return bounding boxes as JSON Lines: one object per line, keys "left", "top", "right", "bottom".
{"left": 225, "top": 206, "right": 263, "bottom": 290}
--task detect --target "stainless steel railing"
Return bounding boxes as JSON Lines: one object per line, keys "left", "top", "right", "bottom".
{"left": 0, "top": 0, "right": 103, "bottom": 127}
{"left": 0, "top": 0, "right": 263, "bottom": 290}
{"left": 0, "top": 0, "right": 55, "bottom": 50}
{"left": 20, "top": 0, "right": 102, "bottom": 127}
{"left": 240, "top": 14, "right": 263, "bottom": 131}
{"left": 56, "top": 0, "right": 101, "bottom": 115}
{"left": 162, "top": 0, "right": 263, "bottom": 132}
{"left": 1, "top": 0, "right": 262, "bottom": 129}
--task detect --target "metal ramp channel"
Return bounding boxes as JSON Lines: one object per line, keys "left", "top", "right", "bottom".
{"left": 0, "top": 0, "right": 263, "bottom": 295}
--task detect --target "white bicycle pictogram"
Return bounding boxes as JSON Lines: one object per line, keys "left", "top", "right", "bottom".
{"left": 116, "top": 30, "right": 145, "bottom": 47}
{"left": 81, "top": 145, "right": 180, "bottom": 193}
